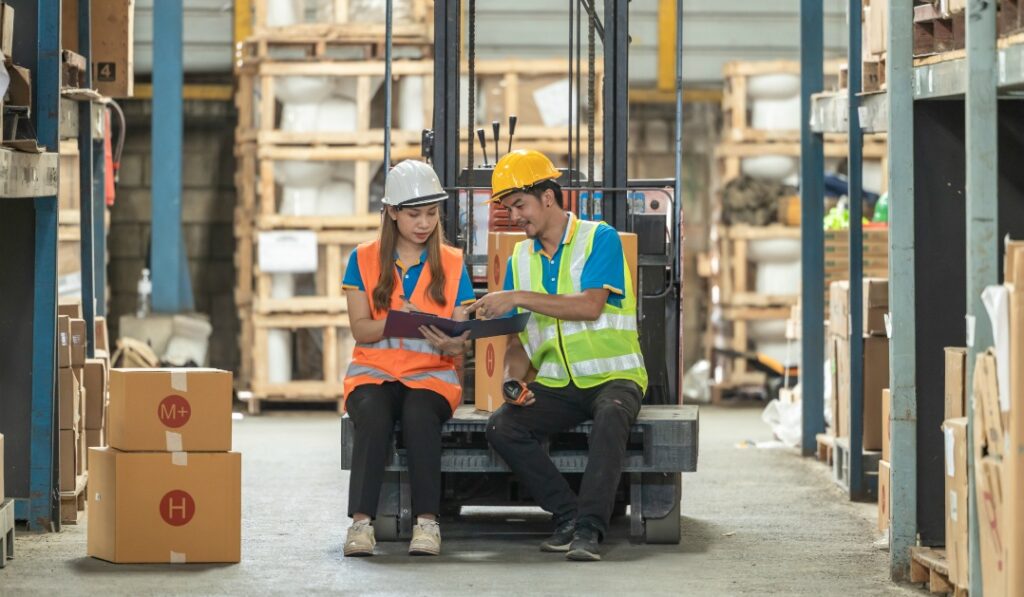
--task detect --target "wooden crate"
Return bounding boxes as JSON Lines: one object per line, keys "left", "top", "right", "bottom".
{"left": 910, "top": 547, "right": 967, "bottom": 597}
{"left": 248, "top": 0, "right": 433, "bottom": 42}
{"left": 247, "top": 228, "right": 378, "bottom": 315}
{"left": 714, "top": 225, "right": 802, "bottom": 308}
{"left": 1000, "top": 0, "right": 1024, "bottom": 36}
{"left": 720, "top": 60, "right": 844, "bottom": 143}
{"left": 235, "top": 57, "right": 604, "bottom": 148}
{"left": 913, "top": 3, "right": 965, "bottom": 57}
{"left": 248, "top": 312, "right": 354, "bottom": 409}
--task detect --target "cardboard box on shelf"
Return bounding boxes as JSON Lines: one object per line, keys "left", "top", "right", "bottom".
{"left": 974, "top": 350, "right": 1003, "bottom": 458}
{"left": 976, "top": 456, "right": 1006, "bottom": 597}
{"left": 5, "top": 63, "right": 30, "bottom": 108}
{"left": 84, "top": 358, "right": 108, "bottom": 430}
{"left": 835, "top": 335, "right": 889, "bottom": 450}
{"left": 85, "top": 428, "right": 104, "bottom": 450}
{"left": 87, "top": 448, "right": 241, "bottom": 564}
{"left": 60, "top": 428, "right": 77, "bottom": 492}
{"left": 107, "top": 368, "right": 233, "bottom": 452}
{"left": 881, "top": 389, "right": 891, "bottom": 462}
{"left": 92, "top": 0, "right": 135, "bottom": 98}
{"left": 58, "top": 297, "right": 82, "bottom": 319}
{"left": 878, "top": 459, "right": 890, "bottom": 533}
{"left": 944, "top": 347, "right": 967, "bottom": 420}
{"left": 58, "top": 315, "right": 72, "bottom": 368}
{"left": 0, "top": 3, "right": 14, "bottom": 58}
{"left": 862, "top": 278, "right": 888, "bottom": 337}
{"left": 474, "top": 336, "right": 508, "bottom": 413}
{"left": 95, "top": 316, "right": 110, "bottom": 353}
{"left": 59, "top": 367, "right": 81, "bottom": 430}
{"left": 829, "top": 281, "right": 850, "bottom": 339}
{"left": 944, "top": 417, "right": 969, "bottom": 589}
{"left": 70, "top": 318, "right": 87, "bottom": 367}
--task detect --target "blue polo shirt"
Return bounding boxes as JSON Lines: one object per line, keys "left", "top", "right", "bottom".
{"left": 342, "top": 249, "right": 476, "bottom": 307}
{"left": 502, "top": 213, "right": 626, "bottom": 307}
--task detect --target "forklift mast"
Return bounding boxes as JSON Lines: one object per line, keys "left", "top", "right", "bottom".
{"left": 424, "top": 0, "right": 684, "bottom": 404}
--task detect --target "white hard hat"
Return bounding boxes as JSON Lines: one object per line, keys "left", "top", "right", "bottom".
{"left": 381, "top": 160, "right": 447, "bottom": 207}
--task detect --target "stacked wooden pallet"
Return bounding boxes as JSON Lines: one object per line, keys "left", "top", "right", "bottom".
{"left": 707, "top": 61, "right": 889, "bottom": 396}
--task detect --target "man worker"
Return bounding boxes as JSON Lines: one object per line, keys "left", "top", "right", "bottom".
{"left": 466, "top": 149, "right": 648, "bottom": 562}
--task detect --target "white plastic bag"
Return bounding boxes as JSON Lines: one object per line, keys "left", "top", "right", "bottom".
{"left": 681, "top": 360, "right": 711, "bottom": 404}
{"left": 762, "top": 398, "right": 802, "bottom": 448}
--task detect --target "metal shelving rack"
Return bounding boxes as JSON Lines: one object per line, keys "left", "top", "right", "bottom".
{"left": 0, "top": 0, "right": 107, "bottom": 530}
{"left": 802, "top": 0, "right": 1024, "bottom": 588}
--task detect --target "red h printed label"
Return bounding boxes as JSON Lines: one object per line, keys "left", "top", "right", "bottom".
{"left": 158, "top": 395, "right": 191, "bottom": 428}
{"left": 492, "top": 254, "right": 500, "bottom": 286}
{"left": 160, "top": 490, "right": 196, "bottom": 526}
{"left": 485, "top": 343, "right": 495, "bottom": 377}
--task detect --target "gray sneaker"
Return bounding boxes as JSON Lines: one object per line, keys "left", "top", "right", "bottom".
{"left": 344, "top": 521, "right": 376, "bottom": 557}
{"left": 409, "top": 520, "right": 442, "bottom": 556}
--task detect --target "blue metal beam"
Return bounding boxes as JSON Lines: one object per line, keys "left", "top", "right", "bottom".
{"left": 964, "top": 1, "right": 998, "bottom": 593}
{"left": 151, "top": 0, "right": 193, "bottom": 313}
{"left": 887, "top": 0, "right": 917, "bottom": 581}
{"left": 77, "top": 0, "right": 96, "bottom": 354}
{"left": 800, "top": 0, "right": 825, "bottom": 456}
{"left": 847, "top": 0, "right": 865, "bottom": 500}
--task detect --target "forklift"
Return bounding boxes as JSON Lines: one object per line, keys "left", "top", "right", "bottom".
{"left": 340, "top": 0, "right": 699, "bottom": 544}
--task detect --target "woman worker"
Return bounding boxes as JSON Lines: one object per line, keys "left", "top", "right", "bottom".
{"left": 341, "top": 160, "right": 474, "bottom": 557}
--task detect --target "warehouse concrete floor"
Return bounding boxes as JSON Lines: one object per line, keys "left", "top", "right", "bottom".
{"left": 2, "top": 405, "right": 923, "bottom": 596}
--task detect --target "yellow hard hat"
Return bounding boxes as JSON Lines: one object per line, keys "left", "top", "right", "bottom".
{"left": 490, "top": 149, "right": 561, "bottom": 202}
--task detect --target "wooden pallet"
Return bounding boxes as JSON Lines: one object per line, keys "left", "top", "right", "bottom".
{"left": 248, "top": 0, "right": 433, "bottom": 42}
{"left": 816, "top": 433, "right": 835, "bottom": 465}
{"left": 910, "top": 547, "right": 968, "bottom": 596}
{"left": 862, "top": 57, "right": 887, "bottom": 93}
{"left": 60, "top": 472, "right": 88, "bottom": 525}
{"left": 239, "top": 390, "right": 345, "bottom": 416}
{"left": 0, "top": 498, "right": 13, "bottom": 568}
{"left": 720, "top": 60, "right": 845, "bottom": 143}
{"left": 245, "top": 228, "right": 378, "bottom": 315}
{"left": 913, "top": 4, "right": 966, "bottom": 57}
{"left": 235, "top": 58, "right": 604, "bottom": 148}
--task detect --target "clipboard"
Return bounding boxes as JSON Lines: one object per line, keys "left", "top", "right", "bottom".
{"left": 382, "top": 310, "right": 531, "bottom": 340}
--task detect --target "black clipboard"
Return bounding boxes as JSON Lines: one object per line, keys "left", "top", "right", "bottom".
{"left": 382, "top": 310, "right": 531, "bottom": 340}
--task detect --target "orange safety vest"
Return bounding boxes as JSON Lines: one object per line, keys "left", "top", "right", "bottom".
{"left": 342, "top": 240, "right": 465, "bottom": 412}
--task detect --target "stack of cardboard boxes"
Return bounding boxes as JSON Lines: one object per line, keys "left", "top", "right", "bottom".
{"left": 57, "top": 301, "right": 90, "bottom": 521}
{"left": 87, "top": 368, "right": 241, "bottom": 564}
{"left": 828, "top": 278, "right": 890, "bottom": 452}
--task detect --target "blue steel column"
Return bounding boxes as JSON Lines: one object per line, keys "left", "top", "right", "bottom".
{"left": 847, "top": 0, "right": 865, "bottom": 499}
{"left": 31, "top": 0, "right": 62, "bottom": 529}
{"left": 151, "top": 0, "right": 193, "bottom": 312}
{"left": 77, "top": 0, "right": 97, "bottom": 352}
{"left": 92, "top": 113, "right": 107, "bottom": 320}
{"left": 887, "top": 0, "right": 917, "bottom": 580}
{"left": 964, "top": 0, "right": 998, "bottom": 593}
{"left": 800, "top": 0, "right": 825, "bottom": 456}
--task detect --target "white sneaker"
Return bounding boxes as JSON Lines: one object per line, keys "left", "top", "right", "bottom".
{"left": 409, "top": 519, "right": 441, "bottom": 556}
{"left": 344, "top": 521, "right": 376, "bottom": 557}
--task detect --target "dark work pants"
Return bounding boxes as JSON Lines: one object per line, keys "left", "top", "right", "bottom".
{"left": 346, "top": 381, "right": 452, "bottom": 519}
{"left": 485, "top": 379, "right": 642, "bottom": 538}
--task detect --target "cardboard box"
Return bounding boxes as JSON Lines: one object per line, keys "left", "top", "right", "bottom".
{"left": 881, "top": 389, "right": 891, "bottom": 462}
{"left": 107, "top": 368, "right": 233, "bottom": 452}
{"left": 486, "top": 232, "right": 526, "bottom": 292}
{"left": 78, "top": 424, "right": 87, "bottom": 475}
{"left": 878, "top": 459, "right": 890, "bottom": 533}
{"left": 92, "top": 0, "right": 135, "bottom": 98}
{"left": 944, "top": 417, "right": 969, "bottom": 589}
{"left": 5, "top": 63, "right": 30, "bottom": 108}
{"left": 84, "top": 358, "right": 108, "bottom": 430}
{"left": 862, "top": 278, "right": 888, "bottom": 337}
{"left": 70, "top": 318, "right": 87, "bottom": 367}
{"left": 974, "top": 350, "right": 1004, "bottom": 458}
{"left": 87, "top": 448, "right": 241, "bottom": 563}
{"left": 835, "top": 335, "right": 889, "bottom": 450}
{"left": 620, "top": 232, "right": 638, "bottom": 298}
{"left": 828, "top": 337, "right": 840, "bottom": 436}
{"left": 976, "top": 456, "right": 1006, "bottom": 597}
{"left": 60, "top": 429, "right": 78, "bottom": 492}
{"left": 59, "top": 142, "right": 81, "bottom": 210}
{"left": 944, "top": 347, "right": 967, "bottom": 420}
{"left": 86, "top": 428, "right": 104, "bottom": 449}
{"left": 474, "top": 336, "right": 508, "bottom": 413}
{"left": 58, "top": 315, "right": 72, "bottom": 368}
{"left": 0, "top": 432, "right": 5, "bottom": 499}
{"left": 59, "top": 367, "right": 81, "bottom": 430}
{"left": 1006, "top": 247, "right": 1023, "bottom": 597}
{"left": 0, "top": 3, "right": 14, "bottom": 58}
{"left": 95, "top": 316, "right": 110, "bottom": 353}
{"left": 829, "top": 281, "right": 850, "bottom": 339}
{"left": 868, "top": 0, "right": 888, "bottom": 56}
{"left": 58, "top": 297, "right": 83, "bottom": 319}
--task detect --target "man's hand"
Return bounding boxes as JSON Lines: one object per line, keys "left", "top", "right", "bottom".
{"left": 419, "top": 326, "right": 470, "bottom": 356}
{"left": 465, "top": 290, "right": 520, "bottom": 320}
{"left": 503, "top": 378, "right": 535, "bottom": 407}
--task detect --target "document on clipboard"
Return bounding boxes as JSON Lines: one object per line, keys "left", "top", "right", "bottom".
{"left": 382, "top": 310, "right": 532, "bottom": 340}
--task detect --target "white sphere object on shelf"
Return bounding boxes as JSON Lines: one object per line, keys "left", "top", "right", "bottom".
{"left": 747, "top": 73, "right": 801, "bottom": 99}
{"left": 741, "top": 155, "right": 799, "bottom": 180}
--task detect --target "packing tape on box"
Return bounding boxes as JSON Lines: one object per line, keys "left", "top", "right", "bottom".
{"left": 166, "top": 431, "right": 183, "bottom": 452}
{"left": 171, "top": 451, "right": 188, "bottom": 466}
{"left": 170, "top": 551, "right": 187, "bottom": 564}
{"left": 170, "top": 370, "right": 188, "bottom": 392}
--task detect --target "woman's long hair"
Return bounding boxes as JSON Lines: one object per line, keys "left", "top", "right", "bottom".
{"left": 372, "top": 208, "right": 448, "bottom": 313}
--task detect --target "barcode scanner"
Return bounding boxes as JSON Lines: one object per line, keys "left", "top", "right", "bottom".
{"left": 502, "top": 379, "right": 530, "bottom": 405}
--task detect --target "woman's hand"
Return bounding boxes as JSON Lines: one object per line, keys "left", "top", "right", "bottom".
{"left": 419, "top": 326, "right": 470, "bottom": 356}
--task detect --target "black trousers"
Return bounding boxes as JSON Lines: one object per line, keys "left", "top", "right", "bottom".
{"left": 485, "top": 379, "right": 642, "bottom": 538}
{"left": 346, "top": 381, "right": 453, "bottom": 519}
